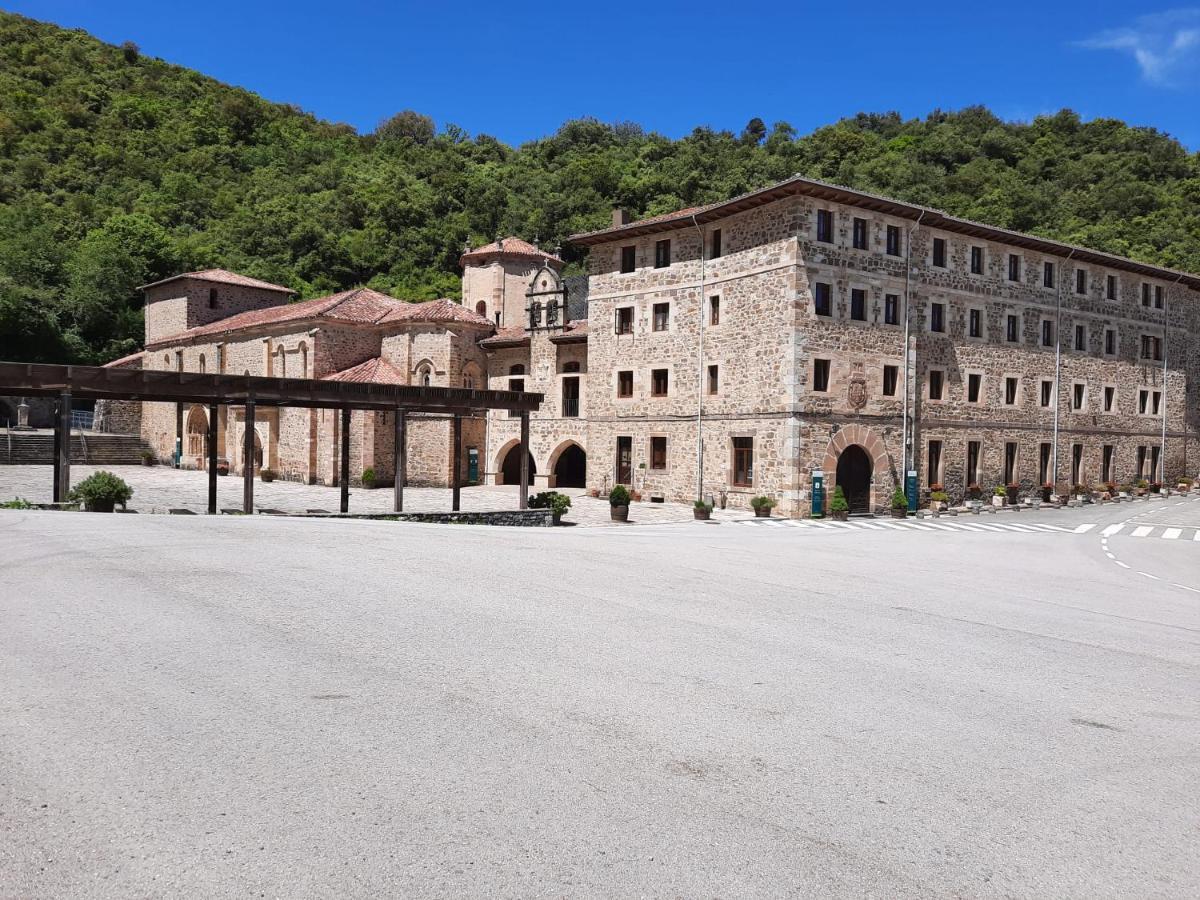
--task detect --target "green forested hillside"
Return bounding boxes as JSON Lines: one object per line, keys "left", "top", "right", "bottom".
{"left": 2, "top": 11, "right": 1198, "bottom": 364}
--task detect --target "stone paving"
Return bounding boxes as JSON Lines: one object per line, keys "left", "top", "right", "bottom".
{"left": 0, "top": 464, "right": 755, "bottom": 527}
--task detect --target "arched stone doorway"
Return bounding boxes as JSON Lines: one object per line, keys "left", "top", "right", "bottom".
{"left": 551, "top": 442, "right": 586, "bottom": 488}
{"left": 836, "top": 445, "right": 873, "bottom": 515}
{"left": 498, "top": 442, "right": 536, "bottom": 485}
{"left": 185, "top": 406, "right": 208, "bottom": 467}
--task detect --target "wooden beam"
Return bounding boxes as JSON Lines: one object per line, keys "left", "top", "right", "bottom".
{"left": 55, "top": 392, "right": 71, "bottom": 503}
{"left": 340, "top": 407, "right": 350, "bottom": 514}
{"left": 207, "top": 402, "right": 218, "bottom": 514}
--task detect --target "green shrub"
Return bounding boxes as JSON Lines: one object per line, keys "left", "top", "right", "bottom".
{"left": 829, "top": 485, "right": 849, "bottom": 513}
{"left": 930, "top": 490, "right": 949, "bottom": 503}
{"left": 993, "top": 484, "right": 1007, "bottom": 497}
{"left": 530, "top": 491, "right": 571, "bottom": 516}
{"left": 1, "top": 497, "right": 35, "bottom": 509}
{"left": 890, "top": 486, "right": 908, "bottom": 510}
{"left": 361, "top": 467, "right": 376, "bottom": 487}
{"left": 609, "top": 485, "right": 630, "bottom": 507}
{"left": 69, "top": 471, "right": 132, "bottom": 511}
{"left": 694, "top": 499, "right": 713, "bottom": 511}
{"left": 750, "top": 495, "right": 776, "bottom": 510}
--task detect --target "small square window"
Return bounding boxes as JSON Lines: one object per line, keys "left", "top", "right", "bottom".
{"left": 816, "top": 209, "right": 833, "bottom": 243}
{"left": 883, "top": 365, "right": 898, "bottom": 396}
{"left": 884, "top": 294, "right": 899, "bottom": 326}
{"left": 970, "top": 246, "right": 983, "bottom": 275}
{"left": 814, "top": 282, "right": 832, "bottom": 317}
{"left": 652, "top": 302, "right": 670, "bottom": 332}
{"left": 620, "top": 246, "right": 636, "bottom": 274}
{"left": 813, "top": 358, "right": 830, "bottom": 392}
{"left": 650, "top": 436, "right": 667, "bottom": 470}
{"left": 928, "top": 370, "right": 944, "bottom": 401}
{"left": 852, "top": 217, "right": 868, "bottom": 250}
{"left": 930, "top": 302, "right": 945, "bottom": 333}
{"left": 850, "top": 288, "right": 866, "bottom": 321}
{"left": 932, "top": 237, "right": 946, "bottom": 268}
{"left": 654, "top": 239, "right": 671, "bottom": 269}
{"left": 615, "top": 306, "right": 633, "bottom": 335}
{"left": 617, "top": 370, "right": 633, "bottom": 398}
{"left": 651, "top": 368, "right": 669, "bottom": 396}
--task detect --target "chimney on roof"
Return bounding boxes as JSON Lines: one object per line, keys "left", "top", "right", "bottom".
{"left": 612, "top": 208, "right": 632, "bottom": 228}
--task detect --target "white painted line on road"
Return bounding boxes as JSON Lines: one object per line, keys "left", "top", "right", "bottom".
{"left": 853, "top": 521, "right": 885, "bottom": 530}
{"left": 1101, "top": 524, "right": 1125, "bottom": 537}
{"left": 807, "top": 520, "right": 837, "bottom": 528}
{"left": 825, "top": 521, "right": 857, "bottom": 529}
{"left": 920, "top": 522, "right": 960, "bottom": 531}
{"left": 1073, "top": 524, "right": 1097, "bottom": 534}
{"left": 1139, "top": 572, "right": 1160, "bottom": 581}
{"left": 1131, "top": 526, "right": 1153, "bottom": 537}
{"left": 1115, "top": 560, "right": 1130, "bottom": 568}
{"left": 1163, "top": 528, "right": 1182, "bottom": 540}
{"left": 1105, "top": 552, "right": 1115, "bottom": 559}
{"left": 873, "top": 520, "right": 911, "bottom": 529}
{"left": 1172, "top": 583, "right": 1200, "bottom": 594}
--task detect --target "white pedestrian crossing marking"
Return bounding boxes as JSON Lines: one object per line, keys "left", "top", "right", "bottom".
{"left": 739, "top": 515, "right": 1196, "bottom": 542}
{"left": 1132, "top": 526, "right": 1153, "bottom": 537}
{"left": 1101, "top": 524, "right": 1124, "bottom": 537}
{"left": 1163, "top": 528, "right": 1182, "bottom": 540}
{"left": 1073, "top": 524, "right": 1097, "bottom": 534}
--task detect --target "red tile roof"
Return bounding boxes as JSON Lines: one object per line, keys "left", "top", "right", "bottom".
{"left": 140, "top": 268, "right": 294, "bottom": 294}
{"left": 147, "top": 289, "right": 490, "bottom": 348}
{"left": 322, "top": 357, "right": 408, "bottom": 386}
{"left": 101, "top": 350, "right": 144, "bottom": 369}
{"left": 478, "top": 325, "right": 531, "bottom": 349}
{"left": 460, "top": 237, "right": 563, "bottom": 267}
{"left": 549, "top": 320, "right": 588, "bottom": 343}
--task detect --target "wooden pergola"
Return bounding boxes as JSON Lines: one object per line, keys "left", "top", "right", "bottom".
{"left": 0, "top": 361, "right": 543, "bottom": 515}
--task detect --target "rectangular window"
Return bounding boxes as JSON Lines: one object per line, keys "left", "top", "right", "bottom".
{"left": 970, "top": 246, "right": 983, "bottom": 275}
{"left": 1043, "top": 261, "right": 1056, "bottom": 288}
{"left": 650, "top": 368, "right": 669, "bottom": 397}
{"left": 1141, "top": 335, "right": 1162, "bottom": 361}
{"left": 813, "top": 359, "right": 830, "bottom": 392}
{"left": 852, "top": 217, "right": 868, "bottom": 250}
{"left": 1102, "top": 445, "right": 1114, "bottom": 484}
{"left": 884, "top": 294, "right": 899, "bottom": 325}
{"left": 1150, "top": 446, "right": 1161, "bottom": 481}
{"left": 1136, "top": 445, "right": 1147, "bottom": 479}
{"left": 615, "top": 306, "right": 633, "bottom": 335}
{"left": 710, "top": 229, "right": 722, "bottom": 260}
{"left": 1039, "top": 443, "right": 1052, "bottom": 485}
{"left": 927, "top": 440, "right": 942, "bottom": 487}
{"left": 1072, "top": 383, "right": 1086, "bottom": 411}
{"left": 617, "top": 370, "right": 633, "bottom": 398}
{"left": 967, "top": 373, "right": 982, "bottom": 403}
{"left": 707, "top": 364, "right": 719, "bottom": 395}
{"left": 1106, "top": 275, "right": 1117, "bottom": 300}
{"left": 1075, "top": 268, "right": 1087, "bottom": 295}
{"left": 816, "top": 209, "right": 833, "bottom": 243}
{"left": 966, "top": 441, "right": 981, "bottom": 486}
{"left": 814, "top": 282, "right": 832, "bottom": 317}
{"left": 1103, "top": 385, "right": 1115, "bottom": 412}
{"left": 1071, "top": 443, "right": 1083, "bottom": 487}
{"left": 1041, "top": 319, "right": 1054, "bottom": 347}
{"left": 1004, "top": 442, "right": 1018, "bottom": 485}
{"left": 1040, "top": 379, "right": 1052, "bottom": 408}
{"left": 928, "top": 369, "right": 944, "bottom": 401}
{"left": 207, "top": 287, "right": 218, "bottom": 309}
{"left": 1074, "top": 324, "right": 1086, "bottom": 352}
{"left": 850, "top": 288, "right": 866, "bottom": 321}
{"left": 969, "top": 308, "right": 982, "bottom": 338}
{"left": 562, "top": 376, "right": 580, "bottom": 418}
{"left": 650, "top": 436, "right": 667, "bottom": 470}
{"left": 732, "top": 437, "right": 754, "bottom": 487}
{"left": 616, "top": 436, "right": 633, "bottom": 485}
{"left": 1005, "top": 376, "right": 1018, "bottom": 406}
{"left": 652, "top": 302, "right": 669, "bottom": 332}
{"left": 932, "top": 237, "right": 946, "bottom": 268}
{"left": 654, "top": 239, "right": 671, "bottom": 269}
{"left": 1104, "top": 328, "right": 1116, "bottom": 355}
{"left": 886, "top": 224, "right": 901, "bottom": 256}
{"left": 1141, "top": 283, "right": 1151, "bottom": 306}
{"left": 709, "top": 295, "right": 720, "bottom": 326}
{"left": 1138, "top": 389, "right": 1150, "bottom": 414}
{"left": 1008, "top": 254, "right": 1021, "bottom": 282}
{"left": 882, "top": 364, "right": 898, "bottom": 396}
{"left": 1155, "top": 285, "right": 1164, "bottom": 309}
{"left": 1006, "top": 314, "right": 1019, "bottom": 343}
{"left": 620, "top": 245, "right": 636, "bottom": 274}
{"left": 1152, "top": 390, "right": 1162, "bottom": 415}
{"left": 930, "top": 302, "right": 945, "bottom": 333}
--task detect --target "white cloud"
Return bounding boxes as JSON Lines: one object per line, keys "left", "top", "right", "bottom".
{"left": 1078, "top": 8, "right": 1200, "bottom": 87}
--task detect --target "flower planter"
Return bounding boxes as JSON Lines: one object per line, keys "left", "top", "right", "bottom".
{"left": 260, "top": 473, "right": 276, "bottom": 483}
{"left": 141, "top": 456, "right": 156, "bottom": 467}
{"left": 890, "top": 507, "right": 907, "bottom": 519}
{"left": 610, "top": 505, "right": 629, "bottom": 523}
{"left": 694, "top": 507, "right": 711, "bottom": 521}
{"left": 991, "top": 495, "right": 1006, "bottom": 508}
{"left": 86, "top": 499, "right": 116, "bottom": 513}
{"left": 754, "top": 506, "right": 771, "bottom": 518}
{"left": 830, "top": 510, "right": 849, "bottom": 522}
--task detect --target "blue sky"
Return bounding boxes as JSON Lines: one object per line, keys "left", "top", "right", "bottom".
{"left": 8, "top": 1, "right": 1200, "bottom": 149}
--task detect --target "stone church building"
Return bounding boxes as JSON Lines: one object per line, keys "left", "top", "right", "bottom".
{"left": 107, "top": 175, "right": 1200, "bottom": 516}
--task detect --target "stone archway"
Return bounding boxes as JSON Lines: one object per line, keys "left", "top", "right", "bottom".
{"left": 496, "top": 441, "right": 536, "bottom": 486}
{"left": 822, "top": 424, "right": 893, "bottom": 515}
{"left": 549, "top": 441, "right": 586, "bottom": 488}
{"left": 836, "top": 445, "right": 873, "bottom": 515}
{"left": 185, "top": 405, "right": 208, "bottom": 467}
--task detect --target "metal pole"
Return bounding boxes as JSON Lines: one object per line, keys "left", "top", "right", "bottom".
{"left": 519, "top": 411, "right": 530, "bottom": 509}
{"left": 242, "top": 400, "right": 255, "bottom": 515}
{"left": 452, "top": 414, "right": 462, "bottom": 511}
{"left": 690, "top": 214, "right": 705, "bottom": 501}
{"left": 340, "top": 407, "right": 351, "bottom": 514}
{"left": 1051, "top": 250, "right": 1074, "bottom": 494}
{"left": 207, "top": 403, "right": 218, "bottom": 514}
{"left": 394, "top": 409, "right": 405, "bottom": 513}
{"left": 901, "top": 211, "right": 925, "bottom": 484}
{"left": 56, "top": 391, "right": 71, "bottom": 503}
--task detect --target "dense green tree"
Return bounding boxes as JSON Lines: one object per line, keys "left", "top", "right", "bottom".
{"left": 0, "top": 11, "right": 1197, "bottom": 364}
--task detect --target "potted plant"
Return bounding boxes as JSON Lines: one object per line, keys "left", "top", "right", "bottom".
{"left": 1006, "top": 482, "right": 1020, "bottom": 506}
{"left": 829, "top": 485, "right": 850, "bottom": 521}
{"left": 530, "top": 490, "right": 571, "bottom": 524}
{"left": 1149, "top": 481, "right": 1162, "bottom": 494}
{"left": 750, "top": 495, "right": 777, "bottom": 518}
{"left": 929, "top": 490, "right": 949, "bottom": 512}
{"left": 139, "top": 449, "right": 156, "bottom": 466}
{"left": 890, "top": 486, "right": 908, "bottom": 518}
{"left": 216, "top": 458, "right": 230, "bottom": 476}
{"left": 609, "top": 485, "right": 630, "bottom": 523}
{"left": 693, "top": 499, "right": 712, "bottom": 521}
{"left": 966, "top": 483, "right": 981, "bottom": 502}
{"left": 361, "top": 467, "right": 376, "bottom": 489}
{"left": 992, "top": 484, "right": 1007, "bottom": 508}
{"left": 69, "top": 470, "right": 133, "bottom": 513}
{"left": 260, "top": 467, "right": 277, "bottom": 483}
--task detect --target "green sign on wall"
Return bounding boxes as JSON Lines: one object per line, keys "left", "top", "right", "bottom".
{"left": 811, "top": 469, "right": 825, "bottom": 518}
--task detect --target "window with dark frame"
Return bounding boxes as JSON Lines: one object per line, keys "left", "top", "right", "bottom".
{"left": 1074, "top": 324, "right": 1086, "bottom": 351}
{"left": 852, "top": 217, "right": 868, "bottom": 250}
{"left": 615, "top": 306, "right": 633, "bottom": 334}
{"left": 1138, "top": 389, "right": 1148, "bottom": 414}
{"left": 1152, "top": 390, "right": 1162, "bottom": 415}
{"left": 1006, "top": 313, "right": 1019, "bottom": 342}
{"left": 1005, "top": 376, "right": 1018, "bottom": 405}
{"left": 1041, "top": 380, "right": 1053, "bottom": 407}
{"left": 651, "top": 368, "right": 669, "bottom": 396}
{"left": 1071, "top": 443, "right": 1083, "bottom": 486}
{"left": 927, "top": 440, "right": 942, "bottom": 487}
{"left": 814, "top": 282, "right": 832, "bottom": 317}
{"left": 813, "top": 358, "right": 830, "bottom": 392}
{"left": 967, "top": 373, "right": 981, "bottom": 403}
{"left": 617, "top": 370, "right": 633, "bottom": 398}
{"left": 816, "top": 209, "right": 833, "bottom": 243}
{"left": 709, "top": 295, "right": 720, "bottom": 326}
{"left": 850, "top": 289, "right": 866, "bottom": 321}
{"left": 708, "top": 364, "right": 719, "bottom": 395}
{"left": 1141, "top": 283, "right": 1151, "bottom": 306}
{"left": 1004, "top": 443, "right": 1018, "bottom": 485}
{"left": 1102, "top": 445, "right": 1114, "bottom": 484}
{"left": 1106, "top": 275, "right": 1117, "bottom": 300}
{"left": 1154, "top": 285, "right": 1164, "bottom": 309}
{"left": 932, "top": 237, "right": 946, "bottom": 268}
{"left": 1151, "top": 446, "right": 1161, "bottom": 481}
{"left": 1041, "top": 319, "right": 1054, "bottom": 347}
{"left": 652, "top": 302, "right": 669, "bottom": 332}
{"left": 1136, "top": 445, "right": 1147, "bottom": 479}
{"left": 561, "top": 376, "right": 580, "bottom": 417}
{"left": 732, "top": 437, "right": 754, "bottom": 487}
{"left": 1039, "top": 443, "right": 1052, "bottom": 485}
{"left": 1073, "top": 383, "right": 1085, "bottom": 410}
{"left": 882, "top": 365, "right": 898, "bottom": 396}
{"left": 928, "top": 369, "right": 944, "bottom": 400}
{"left": 884, "top": 293, "right": 899, "bottom": 325}
{"left": 1103, "top": 385, "right": 1115, "bottom": 412}
{"left": 710, "top": 229, "right": 722, "bottom": 260}
{"left": 1076, "top": 268, "right": 1087, "bottom": 295}
{"left": 969, "top": 308, "right": 982, "bottom": 338}
{"left": 654, "top": 239, "right": 671, "bottom": 269}
{"left": 1043, "top": 261, "right": 1055, "bottom": 288}
{"left": 620, "top": 245, "right": 636, "bottom": 273}
{"left": 650, "top": 436, "right": 667, "bottom": 470}
{"left": 967, "top": 441, "right": 981, "bottom": 485}
{"left": 886, "top": 224, "right": 901, "bottom": 256}
{"left": 1008, "top": 254, "right": 1021, "bottom": 282}
{"left": 208, "top": 288, "right": 218, "bottom": 309}
{"left": 930, "top": 302, "right": 945, "bottom": 333}
{"left": 970, "top": 246, "right": 983, "bottom": 275}
{"left": 1105, "top": 329, "right": 1116, "bottom": 355}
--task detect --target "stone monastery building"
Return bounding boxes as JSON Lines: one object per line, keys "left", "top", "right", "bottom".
{"left": 110, "top": 175, "right": 1200, "bottom": 517}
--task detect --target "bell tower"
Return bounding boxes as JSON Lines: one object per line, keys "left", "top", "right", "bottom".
{"left": 459, "top": 238, "right": 563, "bottom": 328}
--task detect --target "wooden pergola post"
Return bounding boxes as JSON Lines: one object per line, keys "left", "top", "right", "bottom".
{"left": 452, "top": 414, "right": 462, "bottom": 512}
{"left": 242, "top": 399, "right": 255, "bottom": 515}
{"left": 207, "top": 402, "right": 218, "bottom": 514}
{"left": 55, "top": 391, "right": 71, "bottom": 503}
{"left": 394, "top": 409, "right": 406, "bottom": 513}
{"left": 340, "top": 407, "right": 351, "bottom": 514}
{"left": 519, "top": 410, "right": 530, "bottom": 510}
{"left": 174, "top": 402, "right": 183, "bottom": 468}
{"left": 51, "top": 396, "right": 62, "bottom": 503}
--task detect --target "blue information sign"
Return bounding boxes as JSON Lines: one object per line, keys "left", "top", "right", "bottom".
{"left": 811, "top": 470, "right": 825, "bottom": 518}
{"left": 905, "top": 470, "right": 918, "bottom": 513}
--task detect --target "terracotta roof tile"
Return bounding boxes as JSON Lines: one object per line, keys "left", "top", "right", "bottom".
{"left": 101, "top": 350, "right": 144, "bottom": 369}
{"left": 460, "top": 237, "right": 562, "bottom": 267}
{"left": 140, "top": 268, "right": 294, "bottom": 294}
{"left": 379, "top": 298, "right": 493, "bottom": 326}
{"left": 322, "top": 357, "right": 408, "bottom": 386}
{"left": 478, "top": 325, "right": 531, "bottom": 348}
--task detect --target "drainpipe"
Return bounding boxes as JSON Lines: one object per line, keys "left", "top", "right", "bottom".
{"left": 1161, "top": 273, "right": 1184, "bottom": 484}
{"left": 691, "top": 214, "right": 706, "bottom": 500}
{"left": 1051, "top": 249, "right": 1075, "bottom": 491}
{"left": 901, "top": 211, "right": 926, "bottom": 480}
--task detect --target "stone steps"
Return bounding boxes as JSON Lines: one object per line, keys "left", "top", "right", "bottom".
{"left": 0, "top": 433, "right": 151, "bottom": 465}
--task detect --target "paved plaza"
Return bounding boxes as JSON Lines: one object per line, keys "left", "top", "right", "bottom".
{"left": 2, "top": 495, "right": 1197, "bottom": 897}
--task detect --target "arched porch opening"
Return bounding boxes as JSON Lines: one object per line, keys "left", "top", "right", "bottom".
{"left": 496, "top": 440, "right": 536, "bottom": 486}
{"left": 550, "top": 441, "right": 586, "bottom": 488}
{"left": 835, "top": 445, "right": 873, "bottom": 515}
{"left": 185, "top": 405, "right": 208, "bottom": 466}
{"left": 821, "top": 424, "right": 893, "bottom": 515}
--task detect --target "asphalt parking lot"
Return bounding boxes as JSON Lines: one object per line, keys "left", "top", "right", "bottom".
{"left": 1, "top": 499, "right": 1197, "bottom": 897}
